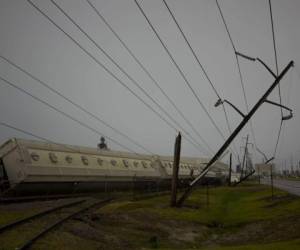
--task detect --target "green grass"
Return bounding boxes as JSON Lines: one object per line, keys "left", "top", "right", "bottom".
{"left": 200, "top": 238, "right": 300, "bottom": 250}
{"left": 98, "top": 184, "right": 300, "bottom": 227}
{"left": 95, "top": 183, "right": 300, "bottom": 249}
{"left": 2, "top": 184, "right": 299, "bottom": 250}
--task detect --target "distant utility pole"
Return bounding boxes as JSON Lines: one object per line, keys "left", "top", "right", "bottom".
{"left": 176, "top": 60, "right": 294, "bottom": 207}
{"left": 228, "top": 153, "right": 232, "bottom": 186}
{"left": 170, "top": 132, "right": 181, "bottom": 207}
{"left": 271, "top": 163, "right": 274, "bottom": 200}
{"left": 241, "top": 135, "right": 249, "bottom": 178}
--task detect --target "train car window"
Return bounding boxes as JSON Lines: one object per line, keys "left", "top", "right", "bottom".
{"left": 133, "top": 161, "right": 139, "bottom": 167}
{"left": 49, "top": 152, "right": 58, "bottom": 163}
{"left": 30, "top": 152, "right": 40, "bottom": 161}
{"left": 81, "top": 156, "right": 89, "bottom": 165}
{"left": 97, "top": 158, "right": 103, "bottom": 166}
{"left": 110, "top": 159, "right": 117, "bottom": 166}
{"left": 65, "top": 155, "right": 73, "bottom": 164}
{"left": 123, "top": 159, "right": 129, "bottom": 167}
{"left": 141, "top": 161, "right": 147, "bottom": 168}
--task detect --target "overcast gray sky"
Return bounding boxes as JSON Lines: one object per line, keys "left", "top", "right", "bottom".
{"left": 0, "top": 0, "right": 299, "bottom": 170}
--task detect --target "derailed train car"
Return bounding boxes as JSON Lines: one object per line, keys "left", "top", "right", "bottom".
{"left": 0, "top": 138, "right": 228, "bottom": 196}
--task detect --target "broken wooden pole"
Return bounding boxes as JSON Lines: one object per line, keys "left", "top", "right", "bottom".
{"left": 170, "top": 132, "right": 181, "bottom": 207}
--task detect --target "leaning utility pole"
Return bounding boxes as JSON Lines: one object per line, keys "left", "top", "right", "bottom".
{"left": 170, "top": 132, "right": 181, "bottom": 207}
{"left": 176, "top": 61, "right": 294, "bottom": 207}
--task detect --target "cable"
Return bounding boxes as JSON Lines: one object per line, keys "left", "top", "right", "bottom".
{"left": 50, "top": 0, "right": 212, "bottom": 155}
{"left": 0, "top": 55, "right": 153, "bottom": 155}
{"left": 85, "top": 0, "right": 214, "bottom": 155}
{"left": 161, "top": 0, "right": 239, "bottom": 158}
{"left": 276, "top": 67, "right": 294, "bottom": 159}
{"left": 215, "top": 0, "right": 258, "bottom": 158}
{"left": 134, "top": 0, "right": 227, "bottom": 143}
{"left": 273, "top": 120, "right": 283, "bottom": 157}
{"left": 268, "top": 0, "right": 285, "bottom": 163}
{"left": 0, "top": 75, "right": 136, "bottom": 154}
{"left": 26, "top": 0, "right": 209, "bottom": 155}
{"left": 268, "top": 0, "right": 282, "bottom": 114}
{"left": 0, "top": 122, "right": 52, "bottom": 143}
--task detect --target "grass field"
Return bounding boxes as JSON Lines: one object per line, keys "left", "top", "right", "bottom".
{"left": 2, "top": 183, "right": 300, "bottom": 249}
{"left": 30, "top": 183, "right": 300, "bottom": 250}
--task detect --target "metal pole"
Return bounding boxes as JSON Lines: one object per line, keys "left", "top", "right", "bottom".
{"left": 241, "top": 135, "right": 249, "bottom": 178}
{"left": 228, "top": 153, "right": 232, "bottom": 186}
{"left": 170, "top": 132, "right": 181, "bottom": 207}
{"left": 271, "top": 164, "right": 274, "bottom": 200}
{"left": 176, "top": 61, "right": 294, "bottom": 207}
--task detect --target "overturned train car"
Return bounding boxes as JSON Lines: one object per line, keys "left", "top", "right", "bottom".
{"left": 0, "top": 138, "right": 228, "bottom": 196}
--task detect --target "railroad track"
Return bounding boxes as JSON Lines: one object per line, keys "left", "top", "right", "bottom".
{"left": 0, "top": 197, "right": 113, "bottom": 250}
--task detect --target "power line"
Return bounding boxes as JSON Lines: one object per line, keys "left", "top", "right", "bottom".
{"left": 0, "top": 122, "right": 52, "bottom": 143}
{"left": 0, "top": 75, "right": 136, "bottom": 154}
{"left": 268, "top": 1, "right": 280, "bottom": 75}
{"left": 50, "top": 0, "right": 211, "bottom": 155}
{"left": 85, "top": 0, "right": 214, "bottom": 155}
{"left": 268, "top": 0, "right": 285, "bottom": 161}
{"left": 276, "top": 67, "right": 294, "bottom": 159}
{"left": 215, "top": 0, "right": 258, "bottom": 157}
{"left": 0, "top": 121, "right": 146, "bottom": 167}
{"left": 134, "top": 0, "right": 227, "bottom": 143}
{"left": 161, "top": 0, "right": 239, "bottom": 158}
{"left": 0, "top": 55, "right": 153, "bottom": 155}
{"left": 26, "top": 0, "right": 209, "bottom": 155}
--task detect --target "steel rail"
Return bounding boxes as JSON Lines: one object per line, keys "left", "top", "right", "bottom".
{"left": 0, "top": 199, "right": 85, "bottom": 233}
{"left": 18, "top": 198, "right": 113, "bottom": 250}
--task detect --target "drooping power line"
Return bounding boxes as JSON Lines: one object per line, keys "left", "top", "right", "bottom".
{"left": 0, "top": 54, "right": 154, "bottom": 154}
{"left": 85, "top": 0, "right": 214, "bottom": 155}
{"left": 0, "top": 75, "right": 137, "bottom": 154}
{"left": 215, "top": 0, "right": 258, "bottom": 158}
{"left": 161, "top": 0, "right": 239, "bottom": 158}
{"left": 134, "top": 0, "right": 227, "bottom": 143}
{"left": 26, "top": 0, "right": 210, "bottom": 155}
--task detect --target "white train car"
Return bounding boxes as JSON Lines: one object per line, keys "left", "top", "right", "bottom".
{"left": 0, "top": 138, "right": 228, "bottom": 196}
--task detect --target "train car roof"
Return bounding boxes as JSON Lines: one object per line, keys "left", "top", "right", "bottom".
{"left": 0, "top": 138, "right": 227, "bottom": 167}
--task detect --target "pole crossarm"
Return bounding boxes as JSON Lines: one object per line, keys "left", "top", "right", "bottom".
{"left": 256, "top": 58, "right": 277, "bottom": 78}
{"left": 215, "top": 99, "right": 245, "bottom": 117}
{"left": 264, "top": 99, "right": 293, "bottom": 121}
{"left": 235, "top": 51, "right": 256, "bottom": 62}
{"left": 176, "top": 60, "right": 294, "bottom": 207}
{"left": 264, "top": 100, "right": 292, "bottom": 112}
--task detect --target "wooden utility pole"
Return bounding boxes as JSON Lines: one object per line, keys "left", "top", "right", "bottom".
{"left": 271, "top": 164, "right": 274, "bottom": 200}
{"left": 228, "top": 153, "right": 232, "bottom": 186}
{"left": 176, "top": 61, "right": 293, "bottom": 207}
{"left": 241, "top": 135, "right": 249, "bottom": 178}
{"left": 170, "top": 132, "right": 181, "bottom": 207}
